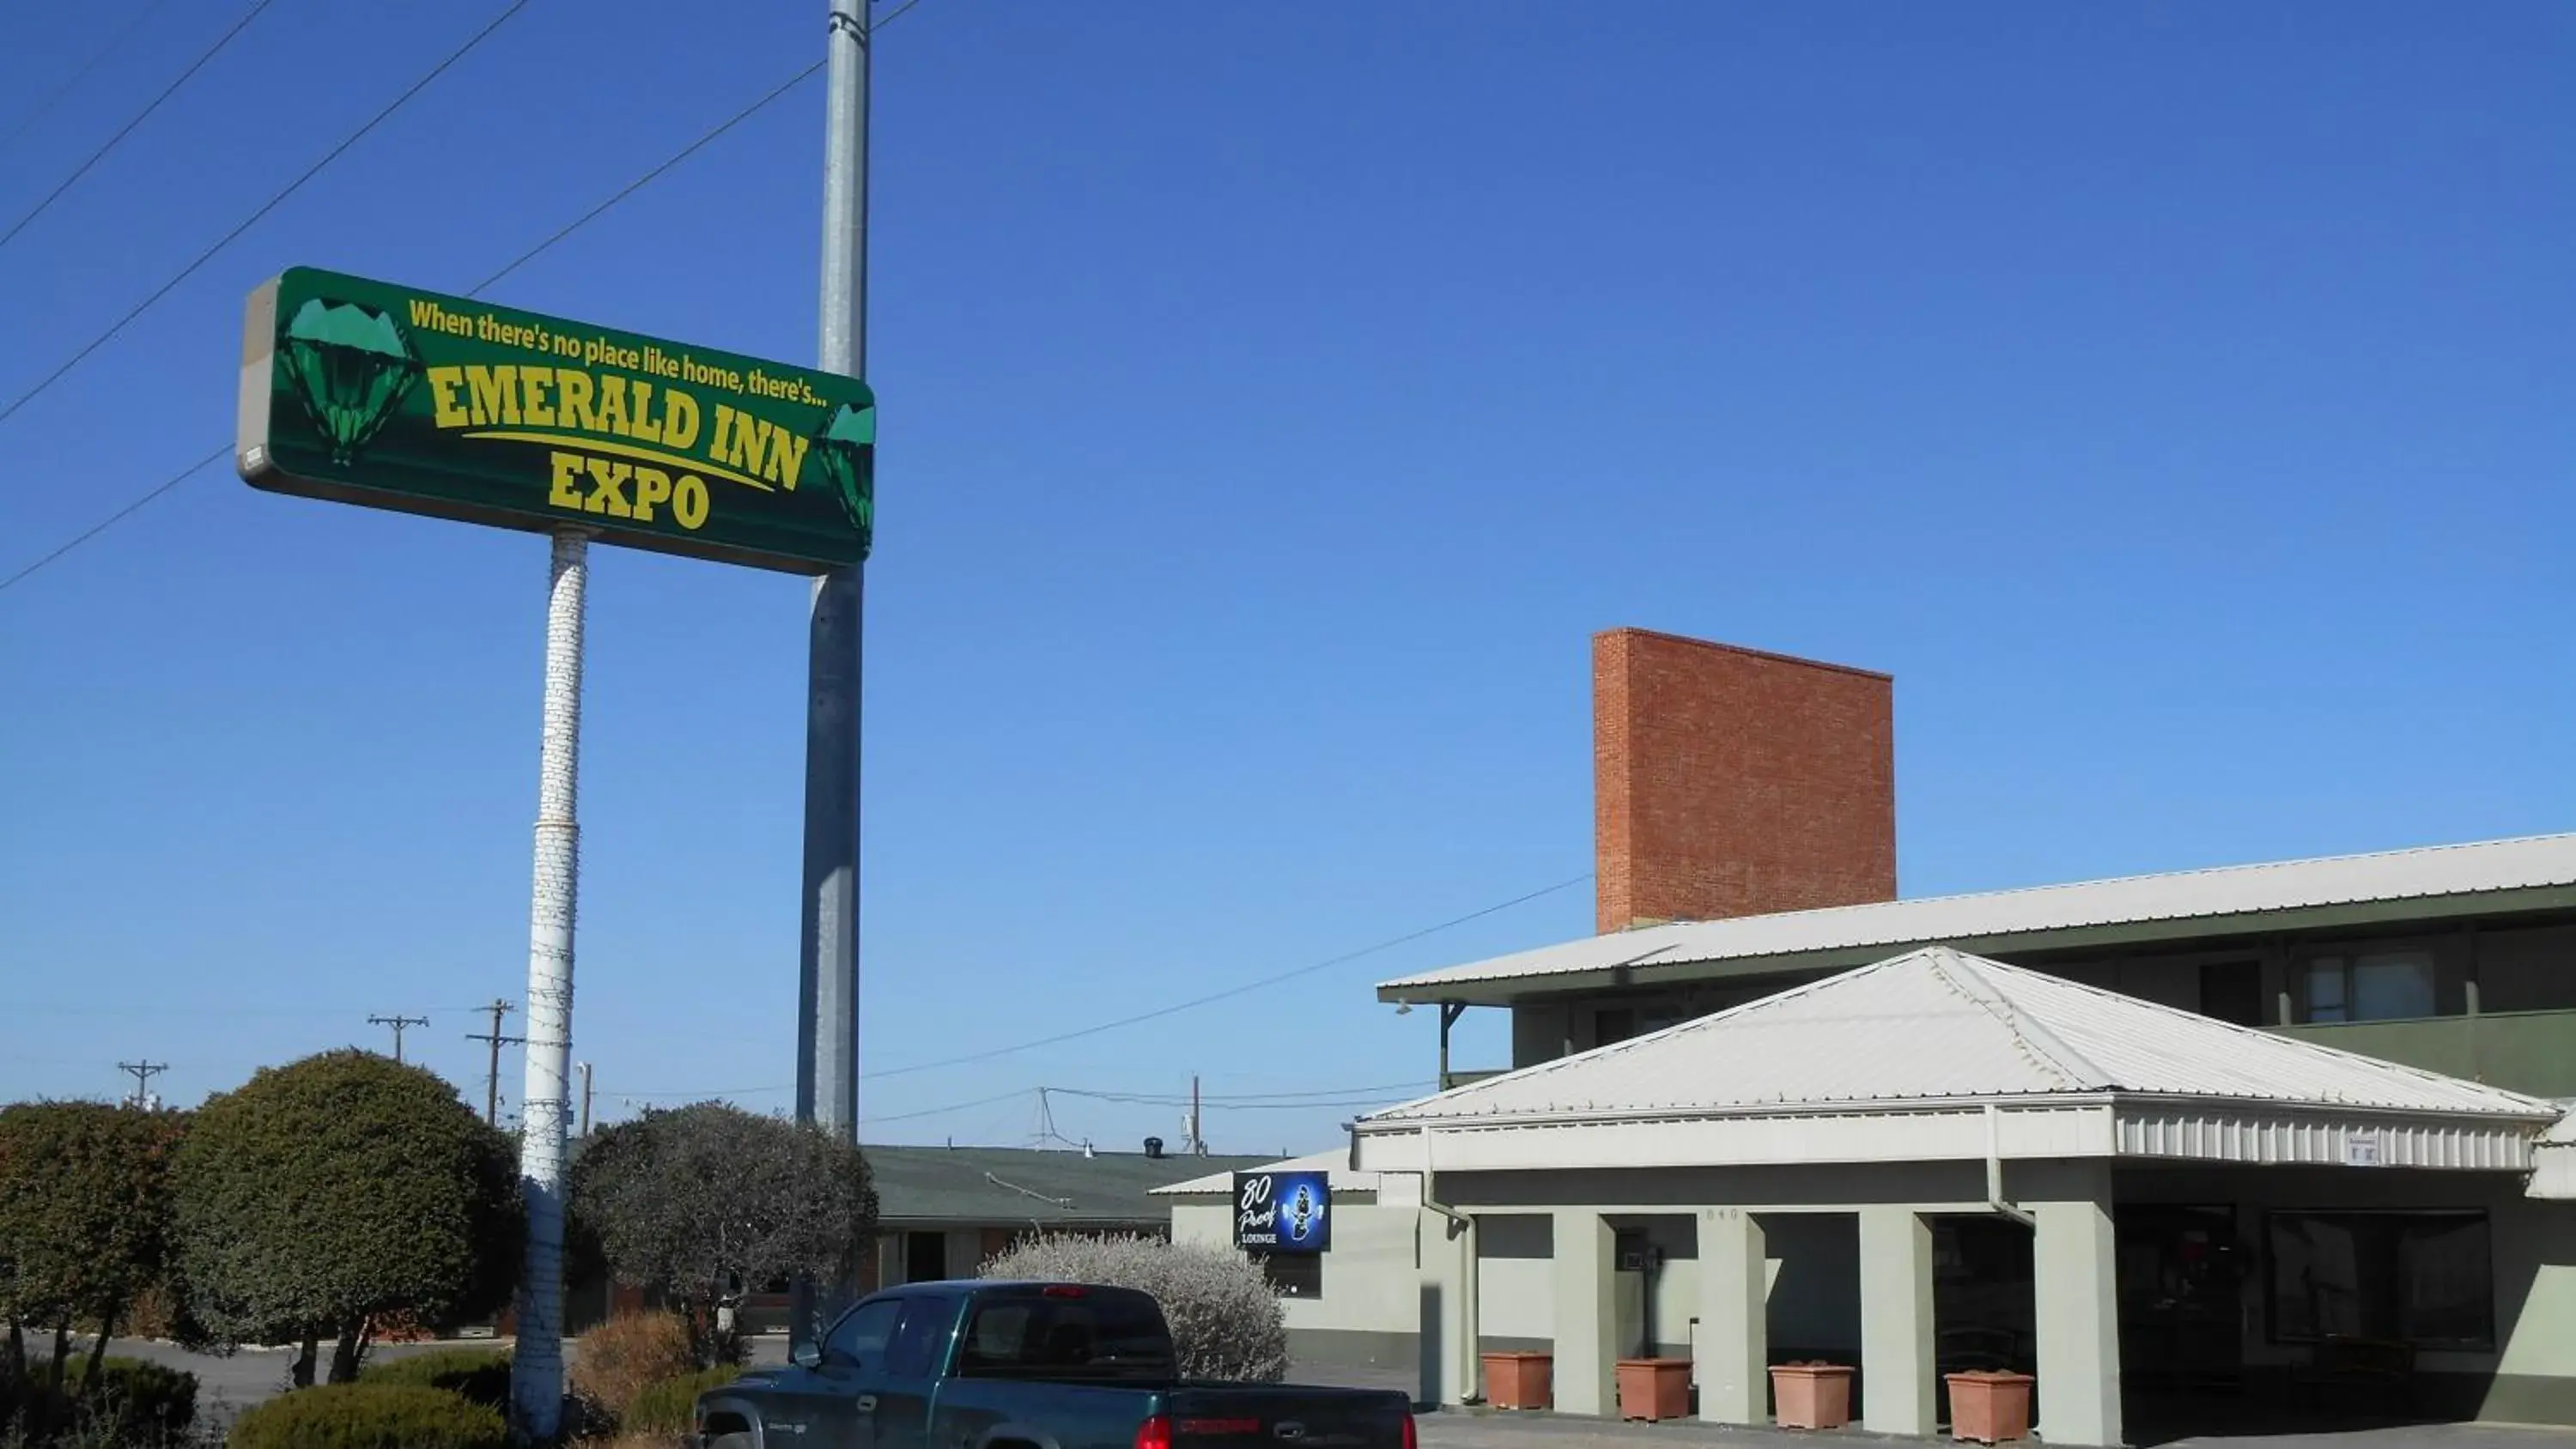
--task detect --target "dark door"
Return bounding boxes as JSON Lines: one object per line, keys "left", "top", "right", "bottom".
{"left": 907, "top": 1230, "right": 949, "bottom": 1283}
{"left": 2115, "top": 1204, "right": 2245, "bottom": 1396}
{"left": 2199, "top": 961, "right": 2264, "bottom": 1027}
{"left": 870, "top": 1293, "right": 962, "bottom": 1449}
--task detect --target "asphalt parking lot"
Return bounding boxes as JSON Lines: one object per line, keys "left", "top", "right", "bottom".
{"left": 57, "top": 1339, "right": 2576, "bottom": 1449}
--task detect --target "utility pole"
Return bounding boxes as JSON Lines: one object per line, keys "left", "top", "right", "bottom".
{"left": 367, "top": 1014, "right": 429, "bottom": 1064}
{"left": 577, "top": 1061, "right": 593, "bottom": 1138}
{"left": 465, "top": 1000, "right": 524, "bottom": 1126}
{"left": 793, "top": 0, "right": 869, "bottom": 1362}
{"left": 117, "top": 1060, "right": 167, "bottom": 1110}
{"left": 1190, "top": 1075, "right": 1206, "bottom": 1155}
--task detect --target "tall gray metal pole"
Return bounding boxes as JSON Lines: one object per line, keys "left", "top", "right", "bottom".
{"left": 510, "top": 528, "right": 589, "bottom": 1440}
{"left": 794, "top": 0, "right": 869, "bottom": 1354}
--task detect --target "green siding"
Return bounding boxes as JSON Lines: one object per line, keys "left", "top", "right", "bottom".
{"left": 2274, "top": 1009, "right": 2576, "bottom": 1098}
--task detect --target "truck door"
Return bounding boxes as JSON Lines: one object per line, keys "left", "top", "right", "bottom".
{"left": 867, "top": 1292, "right": 962, "bottom": 1449}
{"left": 787, "top": 1297, "right": 902, "bottom": 1449}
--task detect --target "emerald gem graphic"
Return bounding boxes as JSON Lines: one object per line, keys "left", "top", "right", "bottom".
{"left": 800, "top": 402, "right": 876, "bottom": 551}
{"left": 278, "top": 297, "right": 418, "bottom": 467}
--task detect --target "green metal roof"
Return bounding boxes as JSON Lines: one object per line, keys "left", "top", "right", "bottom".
{"left": 866, "top": 1144, "right": 1270, "bottom": 1227}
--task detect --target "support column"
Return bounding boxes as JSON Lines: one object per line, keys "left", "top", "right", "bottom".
{"left": 1552, "top": 1211, "right": 1615, "bottom": 1416}
{"left": 1417, "top": 1212, "right": 1469, "bottom": 1407}
{"left": 1858, "top": 1208, "right": 1935, "bottom": 1436}
{"left": 2035, "top": 1176, "right": 2124, "bottom": 1447}
{"left": 1697, "top": 1208, "right": 1768, "bottom": 1425}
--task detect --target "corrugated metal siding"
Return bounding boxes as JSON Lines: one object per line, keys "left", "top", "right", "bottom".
{"left": 2114, "top": 1108, "right": 2531, "bottom": 1170}
{"left": 1382, "top": 834, "right": 2576, "bottom": 992}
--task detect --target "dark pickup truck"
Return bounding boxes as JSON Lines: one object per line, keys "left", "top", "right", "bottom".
{"left": 696, "top": 1281, "right": 1414, "bottom": 1449}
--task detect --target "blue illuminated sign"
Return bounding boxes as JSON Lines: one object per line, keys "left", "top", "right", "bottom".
{"left": 1234, "top": 1169, "right": 1331, "bottom": 1254}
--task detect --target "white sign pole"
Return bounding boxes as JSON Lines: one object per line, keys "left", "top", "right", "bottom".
{"left": 510, "top": 526, "right": 591, "bottom": 1438}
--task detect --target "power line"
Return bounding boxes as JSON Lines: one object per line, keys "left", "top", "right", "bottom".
{"left": 595, "top": 868, "right": 1588, "bottom": 1094}
{"left": 0, "top": 0, "right": 535, "bottom": 430}
{"left": 862, "top": 872, "right": 1594, "bottom": 1081}
{"left": 0, "top": 0, "right": 277, "bottom": 253}
{"left": 0, "top": 446, "right": 222, "bottom": 596}
{"left": 469, "top": 59, "right": 825, "bottom": 295}
{"left": 0, "top": 22, "right": 923, "bottom": 599}
{"left": 0, "top": 0, "right": 176, "bottom": 154}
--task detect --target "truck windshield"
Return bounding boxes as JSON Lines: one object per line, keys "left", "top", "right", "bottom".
{"left": 954, "top": 1292, "right": 1176, "bottom": 1383}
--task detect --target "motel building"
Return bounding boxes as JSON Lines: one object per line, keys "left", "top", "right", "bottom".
{"left": 1162, "top": 631, "right": 2576, "bottom": 1441}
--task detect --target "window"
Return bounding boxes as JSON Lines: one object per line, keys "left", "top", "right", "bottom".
{"left": 825, "top": 1298, "right": 903, "bottom": 1367}
{"left": 2198, "top": 961, "right": 2264, "bottom": 1027}
{"left": 1257, "top": 1252, "right": 1322, "bottom": 1300}
{"left": 2267, "top": 1211, "right": 2493, "bottom": 1349}
{"left": 887, "top": 1294, "right": 960, "bottom": 1379}
{"left": 955, "top": 1289, "right": 1176, "bottom": 1383}
{"left": 2300, "top": 952, "right": 2436, "bottom": 1023}
{"left": 1594, "top": 1008, "right": 1636, "bottom": 1046}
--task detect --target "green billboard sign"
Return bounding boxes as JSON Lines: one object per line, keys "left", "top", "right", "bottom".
{"left": 237, "top": 267, "right": 874, "bottom": 572}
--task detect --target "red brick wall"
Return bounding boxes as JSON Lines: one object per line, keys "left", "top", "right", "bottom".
{"left": 1594, "top": 628, "right": 1895, "bottom": 932}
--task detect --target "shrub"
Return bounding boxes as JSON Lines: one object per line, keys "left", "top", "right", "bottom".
{"left": 623, "top": 1367, "right": 743, "bottom": 1438}
{"left": 358, "top": 1346, "right": 512, "bottom": 1410}
{"left": 981, "top": 1234, "right": 1288, "bottom": 1382}
{"left": 572, "top": 1312, "right": 697, "bottom": 1422}
{"left": 0, "top": 1355, "right": 197, "bottom": 1446}
{"left": 67, "top": 1356, "right": 197, "bottom": 1438}
{"left": 225, "top": 1382, "right": 506, "bottom": 1449}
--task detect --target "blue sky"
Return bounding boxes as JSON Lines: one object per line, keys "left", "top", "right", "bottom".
{"left": 2, "top": 1, "right": 2568, "bottom": 1155}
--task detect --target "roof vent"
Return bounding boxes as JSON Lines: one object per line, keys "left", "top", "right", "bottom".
{"left": 1143, "top": 1136, "right": 1164, "bottom": 1160}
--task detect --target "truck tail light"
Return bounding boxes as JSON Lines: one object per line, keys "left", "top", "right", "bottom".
{"left": 1402, "top": 1415, "right": 1418, "bottom": 1449}
{"left": 1138, "top": 1416, "right": 1174, "bottom": 1449}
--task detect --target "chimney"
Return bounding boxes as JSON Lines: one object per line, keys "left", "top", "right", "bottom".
{"left": 1594, "top": 628, "right": 1895, "bottom": 933}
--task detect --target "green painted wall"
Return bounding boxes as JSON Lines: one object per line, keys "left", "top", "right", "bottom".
{"left": 2275, "top": 1009, "right": 2576, "bottom": 1098}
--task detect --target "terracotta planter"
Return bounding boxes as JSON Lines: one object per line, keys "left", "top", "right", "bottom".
{"left": 1946, "top": 1371, "right": 2034, "bottom": 1444}
{"left": 1770, "top": 1362, "right": 1854, "bottom": 1430}
{"left": 1482, "top": 1351, "right": 1553, "bottom": 1410}
{"left": 1617, "top": 1359, "right": 1692, "bottom": 1422}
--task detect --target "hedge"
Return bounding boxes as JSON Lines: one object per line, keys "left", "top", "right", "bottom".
{"left": 225, "top": 1382, "right": 507, "bottom": 1449}
{"left": 357, "top": 1346, "right": 513, "bottom": 1410}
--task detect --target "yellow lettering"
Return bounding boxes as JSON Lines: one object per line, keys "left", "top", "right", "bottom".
{"left": 521, "top": 367, "right": 556, "bottom": 427}
{"left": 583, "top": 457, "right": 635, "bottom": 519}
{"left": 631, "top": 381, "right": 663, "bottom": 444}
{"left": 671, "top": 475, "right": 710, "bottom": 530}
{"left": 427, "top": 367, "right": 468, "bottom": 428}
{"left": 766, "top": 421, "right": 810, "bottom": 488}
{"left": 714, "top": 405, "right": 765, "bottom": 477}
{"left": 661, "top": 388, "right": 700, "bottom": 451}
{"left": 633, "top": 466, "right": 671, "bottom": 522}
{"left": 594, "top": 375, "right": 631, "bottom": 436}
{"left": 467, "top": 365, "right": 519, "bottom": 426}
{"left": 556, "top": 369, "right": 598, "bottom": 433}
{"left": 549, "top": 452, "right": 585, "bottom": 509}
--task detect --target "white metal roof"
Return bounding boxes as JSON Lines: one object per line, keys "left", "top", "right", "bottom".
{"left": 1363, "top": 947, "right": 2561, "bottom": 1126}
{"left": 1379, "top": 834, "right": 2576, "bottom": 999}
{"left": 1150, "top": 1149, "right": 1383, "bottom": 1197}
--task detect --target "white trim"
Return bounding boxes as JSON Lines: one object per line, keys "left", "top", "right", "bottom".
{"left": 1379, "top": 834, "right": 2576, "bottom": 998}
